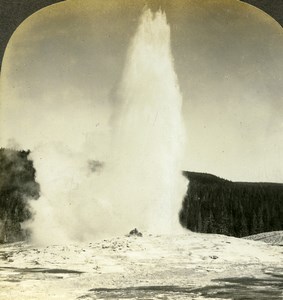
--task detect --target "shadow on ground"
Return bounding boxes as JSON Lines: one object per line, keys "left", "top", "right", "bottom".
{"left": 0, "top": 266, "right": 83, "bottom": 274}
{"left": 79, "top": 268, "right": 283, "bottom": 300}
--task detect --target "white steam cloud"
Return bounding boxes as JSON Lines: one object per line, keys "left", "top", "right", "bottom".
{"left": 4, "top": 8, "right": 187, "bottom": 244}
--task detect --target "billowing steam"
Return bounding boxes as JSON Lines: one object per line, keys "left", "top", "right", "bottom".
{"left": 24, "top": 8, "right": 186, "bottom": 244}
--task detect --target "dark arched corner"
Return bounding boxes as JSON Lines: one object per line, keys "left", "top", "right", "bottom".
{"left": 0, "top": 0, "right": 65, "bottom": 72}
{"left": 242, "top": 0, "right": 283, "bottom": 27}
{"left": 0, "top": 0, "right": 282, "bottom": 73}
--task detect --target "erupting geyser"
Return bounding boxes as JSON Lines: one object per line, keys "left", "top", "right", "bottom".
{"left": 27, "top": 8, "right": 186, "bottom": 244}
{"left": 110, "top": 8, "right": 186, "bottom": 233}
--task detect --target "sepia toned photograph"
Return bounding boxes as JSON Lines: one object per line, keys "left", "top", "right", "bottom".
{"left": 0, "top": 0, "right": 282, "bottom": 299}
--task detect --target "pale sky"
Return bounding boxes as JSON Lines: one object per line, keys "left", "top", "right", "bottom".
{"left": 1, "top": 0, "right": 283, "bottom": 182}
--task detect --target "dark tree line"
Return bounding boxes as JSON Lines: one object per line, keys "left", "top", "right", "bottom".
{"left": 0, "top": 148, "right": 40, "bottom": 243}
{"left": 179, "top": 171, "right": 283, "bottom": 237}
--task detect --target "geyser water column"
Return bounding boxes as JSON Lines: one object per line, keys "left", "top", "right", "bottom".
{"left": 110, "top": 8, "right": 186, "bottom": 233}
{"left": 25, "top": 7, "right": 186, "bottom": 243}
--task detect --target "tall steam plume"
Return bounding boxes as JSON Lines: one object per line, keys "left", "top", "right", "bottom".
{"left": 27, "top": 8, "right": 186, "bottom": 244}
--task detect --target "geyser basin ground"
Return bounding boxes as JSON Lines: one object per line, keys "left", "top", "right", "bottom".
{"left": 0, "top": 232, "right": 282, "bottom": 299}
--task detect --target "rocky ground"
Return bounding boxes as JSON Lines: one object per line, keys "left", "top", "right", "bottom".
{"left": 0, "top": 231, "right": 282, "bottom": 299}
{"left": 244, "top": 230, "right": 283, "bottom": 246}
